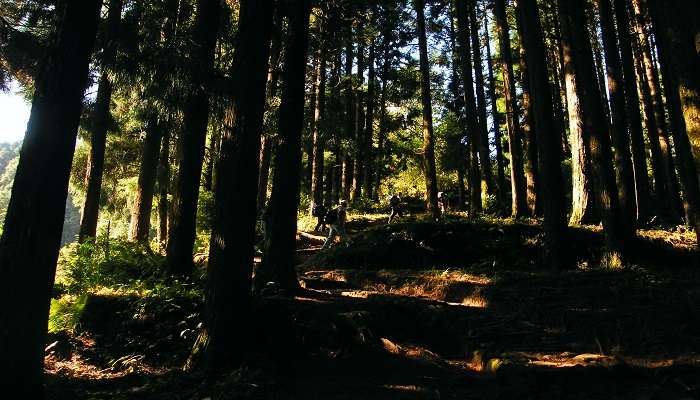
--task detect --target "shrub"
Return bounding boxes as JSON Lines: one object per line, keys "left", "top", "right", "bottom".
{"left": 56, "top": 238, "right": 164, "bottom": 294}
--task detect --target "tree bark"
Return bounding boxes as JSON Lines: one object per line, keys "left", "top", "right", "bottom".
{"left": 597, "top": 0, "right": 637, "bottom": 227}
{"left": 631, "top": 0, "right": 683, "bottom": 223}
{"left": 455, "top": 0, "right": 481, "bottom": 215}
{"left": 469, "top": 4, "right": 495, "bottom": 199}
{"left": 517, "top": 0, "right": 568, "bottom": 269}
{"left": 166, "top": 0, "right": 220, "bottom": 277}
{"left": 515, "top": 5, "right": 541, "bottom": 216}
{"left": 257, "top": 10, "right": 283, "bottom": 214}
{"left": 363, "top": 38, "right": 376, "bottom": 198}
{"left": 559, "top": 0, "right": 629, "bottom": 256}
{"left": 310, "top": 21, "right": 327, "bottom": 214}
{"left": 613, "top": 0, "right": 652, "bottom": 223}
{"left": 79, "top": 0, "right": 124, "bottom": 242}
{"left": 649, "top": 0, "right": 700, "bottom": 244}
{"left": 260, "top": 0, "right": 312, "bottom": 291}
{"left": 351, "top": 30, "right": 365, "bottom": 202}
{"left": 157, "top": 127, "right": 171, "bottom": 246}
{"left": 494, "top": 0, "right": 527, "bottom": 217}
{"left": 129, "top": 115, "right": 162, "bottom": 242}
{"left": 0, "top": 0, "right": 101, "bottom": 394}
{"left": 189, "top": 0, "right": 273, "bottom": 373}
{"left": 416, "top": 0, "right": 439, "bottom": 218}
{"left": 485, "top": 15, "right": 507, "bottom": 209}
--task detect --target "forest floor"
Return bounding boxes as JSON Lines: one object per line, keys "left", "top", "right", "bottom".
{"left": 45, "top": 213, "right": 700, "bottom": 399}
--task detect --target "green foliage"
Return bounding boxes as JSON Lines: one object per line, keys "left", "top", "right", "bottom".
{"left": 48, "top": 294, "right": 87, "bottom": 334}
{"left": 56, "top": 238, "right": 164, "bottom": 294}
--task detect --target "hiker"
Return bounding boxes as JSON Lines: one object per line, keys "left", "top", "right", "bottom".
{"left": 321, "top": 199, "right": 349, "bottom": 250}
{"left": 311, "top": 201, "right": 327, "bottom": 232}
{"left": 437, "top": 191, "right": 447, "bottom": 216}
{"left": 388, "top": 192, "right": 403, "bottom": 224}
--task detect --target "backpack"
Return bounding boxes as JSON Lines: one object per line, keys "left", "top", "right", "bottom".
{"left": 324, "top": 207, "right": 338, "bottom": 224}
{"left": 389, "top": 195, "right": 399, "bottom": 206}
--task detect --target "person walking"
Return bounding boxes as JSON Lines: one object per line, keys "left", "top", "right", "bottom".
{"left": 388, "top": 192, "right": 404, "bottom": 224}
{"left": 311, "top": 201, "right": 327, "bottom": 232}
{"left": 321, "top": 199, "right": 349, "bottom": 250}
{"left": 437, "top": 191, "right": 447, "bottom": 216}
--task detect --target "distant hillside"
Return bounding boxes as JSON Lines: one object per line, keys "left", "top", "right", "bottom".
{"left": 0, "top": 141, "right": 80, "bottom": 244}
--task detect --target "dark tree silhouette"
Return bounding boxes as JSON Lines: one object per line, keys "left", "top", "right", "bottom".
{"left": 0, "top": 0, "right": 102, "bottom": 394}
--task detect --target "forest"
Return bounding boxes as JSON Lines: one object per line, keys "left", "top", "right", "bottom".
{"left": 0, "top": 0, "right": 699, "bottom": 398}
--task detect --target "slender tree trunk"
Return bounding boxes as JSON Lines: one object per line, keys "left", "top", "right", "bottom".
{"left": 517, "top": 0, "right": 568, "bottom": 269}
{"left": 544, "top": 1, "right": 571, "bottom": 157}
{"left": 515, "top": 6, "right": 541, "bottom": 216}
{"left": 485, "top": 15, "right": 507, "bottom": 209}
{"left": 416, "top": 0, "right": 439, "bottom": 218}
{"left": 375, "top": 26, "right": 393, "bottom": 200}
{"left": 343, "top": 32, "right": 354, "bottom": 201}
{"left": 166, "top": 0, "right": 220, "bottom": 277}
{"left": 257, "top": 10, "right": 283, "bottom": 214}
{"left": 494, "top": 0, "right": 527, "bottom": 217}
{"left": 129, "top": 115, "right": 162, "bottom": 242}
{"left": 260, "top": 0, "right": 312, "bottom": 292}
{"left": 597, "top": 0, "right": 637, "bottom": 227}
{"left": 203, "top": 120, "right": 221, "bottom": 192}
{"left": 0, "top": 0, "right": 101, "bottom": 394}
{"left": 363, "top": 39, "right": 376, "bottom": 198}
{"left": 257, "top": 137, "right": 273, "bottom": 212}
{"left": 157, "top": 127, "right": 171, "bottom": 246}
{"left": 469, "top": 4, "right": 494, "bottom": 198}
{"left": 455, "top": 0, "right": 481, "bottom": 215}
{"left": 351, "top": 34, "right": 365, "bottom": 201}
{"left": 559, "top": 0, "right": 629, "bottom": 256}
{"left": 632, "top": 0, "right": 683, "bottom": 222}
{"left": 189, "top": 0, "right": 273, "bottom": 373}
{"left": 310, "top": 23, "right": 327, "bottom": 214}
{"left": 613, "top": 0, "right": 652, "bottom": 223}
{"left": 79, "top": 0, "right": 124, "bottom": 242}
{"left": 649, "top": 0, "right": 700, "bottom": 244}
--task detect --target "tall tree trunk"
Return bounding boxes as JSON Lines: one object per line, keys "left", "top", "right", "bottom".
{"left": 517, "top": 0, "right": 568, "bottom": 269}
{"left": 613, "top": 0, "right": 652, "bottom": 223}
{"left": 343, "top": 32, "right": 354, "bottom": 201}
{"left": 0, "top": 0, "right": 101, "bottom": 394}
{"left": 260, "top": 0, "right": 312, "bottom": 291}
{"left": 597, "top": 0, "right": 637, "bottom": 227}
{"left": 416, "top": 0, "right": 439, "bottom": 218}
{"left": 166, "top": 0, "right": 220, "bottom": 277}
{"left": 79, "top": 0, "right": 124, "bottom": 242}
{"left": 455, "top": 0, "right": 481, "bottom": 215}
{"left": 543, "top": 0, "right": 571, "bottom": 157}
{"left": 189, "top": 0, "right": 273, "bottom": 373}
{"left": 494, "top": 0, "right": 528, "bottom": 217}
{"left": 469, "top": 4, "right": 494, "bottom": 198}
{"left": 649, "top": 0, "right": 700, "bottom": 244}
{"left": 375, "top": 24, "right": 393, "bottom": 200}
{"left": 515, "top": 6, "right": 541, "bottom": 216}
{"left": 257, "top": 10, "right": 283, "bottom": 214}
{"left": 631, "top": 0, "right": 683, "bottom": 223}
{"left": 563, "top": 3, "right": 597, "bottom": 226}
{"left": 351, "top": 32, "right": 365, "bottom": 201}
{"left": 363, "top": 39, "right": 376, "bottom": 198}
{"left": 310, "top": 22, "right": 327, "bottom": 214}
{"left": 202, "top": 120, "right": 221, "bottom": 192}
{"left": 157, "top": 127, "right": 171, "bottom": 246}
{"left": 559, "top": 0, "right": 629, "bottom": 256}
{"left": 129, "top": 115, "right": 162, "bottom": 242}
{"left": 485, "top": 15, "right": 507, "bottom": 209}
